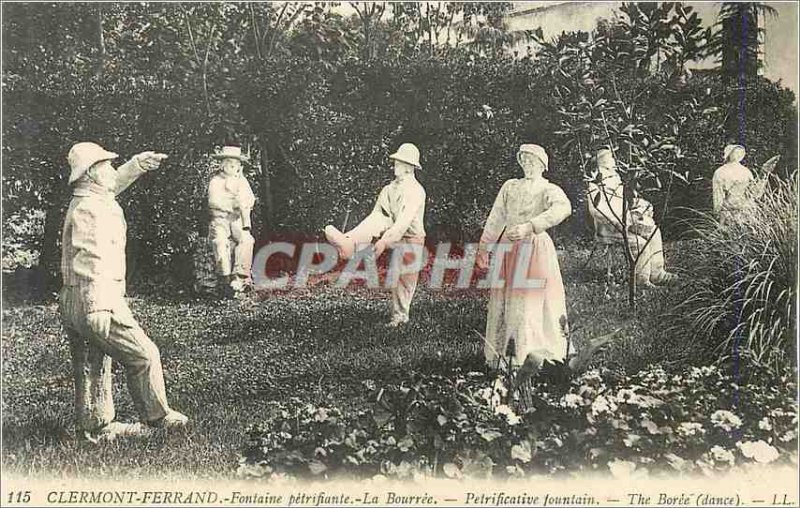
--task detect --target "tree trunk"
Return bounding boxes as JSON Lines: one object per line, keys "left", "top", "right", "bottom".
{"left": 39, "top": 199, "right": 65, "bottom": 293}
{"left": 94, "top": 5, "right": 105, "bottom": 78}
{"left": 260, "top": 141, "right": 274, "bottom": 236}
{"left": 627, "top": 263, "right": 637, "bottom": 311}
{"left": 721, "top": 4, "right": 759, "bottom": 80}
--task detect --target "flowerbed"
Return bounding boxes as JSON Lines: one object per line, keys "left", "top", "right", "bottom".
{"left": 238, "top": 365, "right": 798, "bottom": 481}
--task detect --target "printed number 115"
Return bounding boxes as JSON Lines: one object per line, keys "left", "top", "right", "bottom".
{"left": 8, "top": 491, "right": 31, "bottom": 503}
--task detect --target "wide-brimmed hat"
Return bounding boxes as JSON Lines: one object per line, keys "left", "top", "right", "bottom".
{"left": 67, "top": 142, "right": 119, "bottom": 184}
{"left": 724, "top": 144, "right": 746, "bottom": 162}
{"left": 518, "top": 144, "right": 549, "bottom": 169}
{"left": 212, "top": 145, "right": 250, "bottom": 163}
{"left": 389, "top": 143, "right": 421, "bottom": 169}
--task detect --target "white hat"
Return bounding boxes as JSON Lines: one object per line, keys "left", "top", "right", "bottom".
{"left": 212, "top": 145, "right": 250, "bottom": 163}
{"left": 67, "top": 142, "right": 119, "bottom": 185}
{"left": 518, "top": 144, "right": 548, "bottom": 169}
{"left": 389, "top": 143, "right": 421, "bottom": 169}
{"left": 724, "top": 144, "right": 746, "bottom": 162}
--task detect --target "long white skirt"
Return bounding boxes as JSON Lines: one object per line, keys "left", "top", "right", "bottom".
{"left": 484, "top": 233, "right": 571, "bottom": 370}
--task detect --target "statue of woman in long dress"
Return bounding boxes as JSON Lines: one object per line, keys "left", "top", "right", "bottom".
{"left": 477, "top": 144, "right": 574, "bottom": 373}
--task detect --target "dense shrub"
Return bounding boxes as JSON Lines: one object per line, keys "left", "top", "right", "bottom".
{"left": 674, "top": 175, "right": 798, "bottom": 373}
{"left": 236, "top": 54, "right": 565, "bottom": 244}
{"left": 1, "top": 3, "right": 797, "bottom": 282}
{"left": 238, "top": 365, "right": 798, "bottom": 481}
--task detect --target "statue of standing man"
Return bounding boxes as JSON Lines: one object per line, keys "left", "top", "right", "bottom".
{"left": 60, "top": 142, "right": 188, "bottom": 441}
{"left": 324, "top": 143, "right": 426, "bottom": 327}
{"left": 208, "top": 146, "right": 256, "bottom": 297}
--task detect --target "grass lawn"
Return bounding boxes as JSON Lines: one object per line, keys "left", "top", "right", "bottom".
{"left": 1, "top": 243, "right": 695, "bottom": 480}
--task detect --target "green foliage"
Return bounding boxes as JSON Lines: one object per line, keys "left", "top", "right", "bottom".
{"left": 237, "top": 52, "right": 562, "bottom": 241}
{"left": 675, "top": 175, "right": 798, "bottom": 374}
{"left": 1, "top": 1, "right": 796, "bottom": 285}
{"left": 239, "top": 365, "right": 798, "bottom": 480}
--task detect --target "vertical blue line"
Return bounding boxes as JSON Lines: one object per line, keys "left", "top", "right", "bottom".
{"left": 731, "top": 4, "right": 750, "bottom": 442}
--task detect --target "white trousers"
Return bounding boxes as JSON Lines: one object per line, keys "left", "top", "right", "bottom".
{"left": 60, "top": 285, "right": 171, "bottom": 433}
{"left": 209, "top": 215, "right": 254, "bottom": 279}
{"left": 346, "top": 214, "right": 423, "bottom": 321}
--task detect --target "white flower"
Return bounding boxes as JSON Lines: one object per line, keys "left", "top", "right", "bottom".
{"left": 314, "top": 408, "right": 329, "bottom": 422}
{"left": 591, "top": 395, "right": 618, "bottom": 416}
{"left": 709, "top": 445, "right": 736, "bottom": 465}
{"left": 677, "top": 422, "right": 705, "bottom": 437}
{"left": 664, "top": 453, "right": 688, "bottom": 471}
{"left": 510, "top": 440, "right": 532, "bottom": 462}
{"left": 779, "top": 430, "right": 797, "bottom": 443}
{"left": 579, "top": 370, "right": 603, "bottom": 387}
{"left": 623, "top": 434, "right": 641, "bottom": 447}
{"left": 561, "top": 393, "right": 583, "bottom": 408}
{"left": 640, "top": 418, "right": 660, "bottom": 435}
{"left": 737, "top": 440, "right": 780, "bottom": 464}
{"left": 711, "top": 410, "right": 743, "bottom": 431}
{"left": 608, "top": 459, "right": 636, "bottom": 478}
{"left": 494, "top": 404, "right": 521, "bottom": 425}
{"left": 758, "top": 417, "right": 772, "bottom": 431}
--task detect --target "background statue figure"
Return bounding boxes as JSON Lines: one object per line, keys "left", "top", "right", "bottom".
{"left": 207, "top": 146, "right": 256, "bottom": 297}
{"left": 324, "top": 143, "right": 426, "bottom": 327}
{"left": 712, "top": 144, "right": 780, "bottom": 227}
{"left": 587, "top": 148, "right": 677, "bottom": 287}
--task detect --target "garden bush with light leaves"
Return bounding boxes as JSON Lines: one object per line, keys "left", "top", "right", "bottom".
{"left": 238, "top": 365, "right": 797, "bottom": 481}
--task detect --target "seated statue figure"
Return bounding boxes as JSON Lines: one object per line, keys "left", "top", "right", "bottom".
{"left": 587, "top": 148, "right": 677, "bottom": 287}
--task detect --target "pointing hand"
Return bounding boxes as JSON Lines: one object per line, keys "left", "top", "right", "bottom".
{"left": 136, "top": 151, "right": 169, "bottom": 171}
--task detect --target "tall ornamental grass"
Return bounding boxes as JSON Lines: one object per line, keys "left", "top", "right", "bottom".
{"left": 677, "top": 175, "right": 797, "bottom": 374}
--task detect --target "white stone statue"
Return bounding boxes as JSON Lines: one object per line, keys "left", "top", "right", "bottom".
{"left": 324, "top": 143, "right": 426, "bottom": 326}
{"left": 476, "top": 144, "right": 574, "bottom": 372}
{"left": 208, "top": 146, "right": 256, "bottom": 296}
{"left": 587, "top": 148, "right": 677, "bottom": 287}
{"left": 712, "top": 144, "right": 779, "bottom": 226}
{"left": 61, "top": 142, "right": 187, "bottom": 441}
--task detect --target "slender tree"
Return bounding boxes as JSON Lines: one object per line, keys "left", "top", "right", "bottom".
{"left": 708, "top": 2, "right": 778, "bottom": 80}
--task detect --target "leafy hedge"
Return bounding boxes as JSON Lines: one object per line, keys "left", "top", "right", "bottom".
{"left": 2, "top": 3, "right": 797, "bottom": 280}
{"left": 236, "top": 54, "right": 563, "bottom": 244}
{"left": 238, "top": 365, "right": 798, "bottom": 481}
